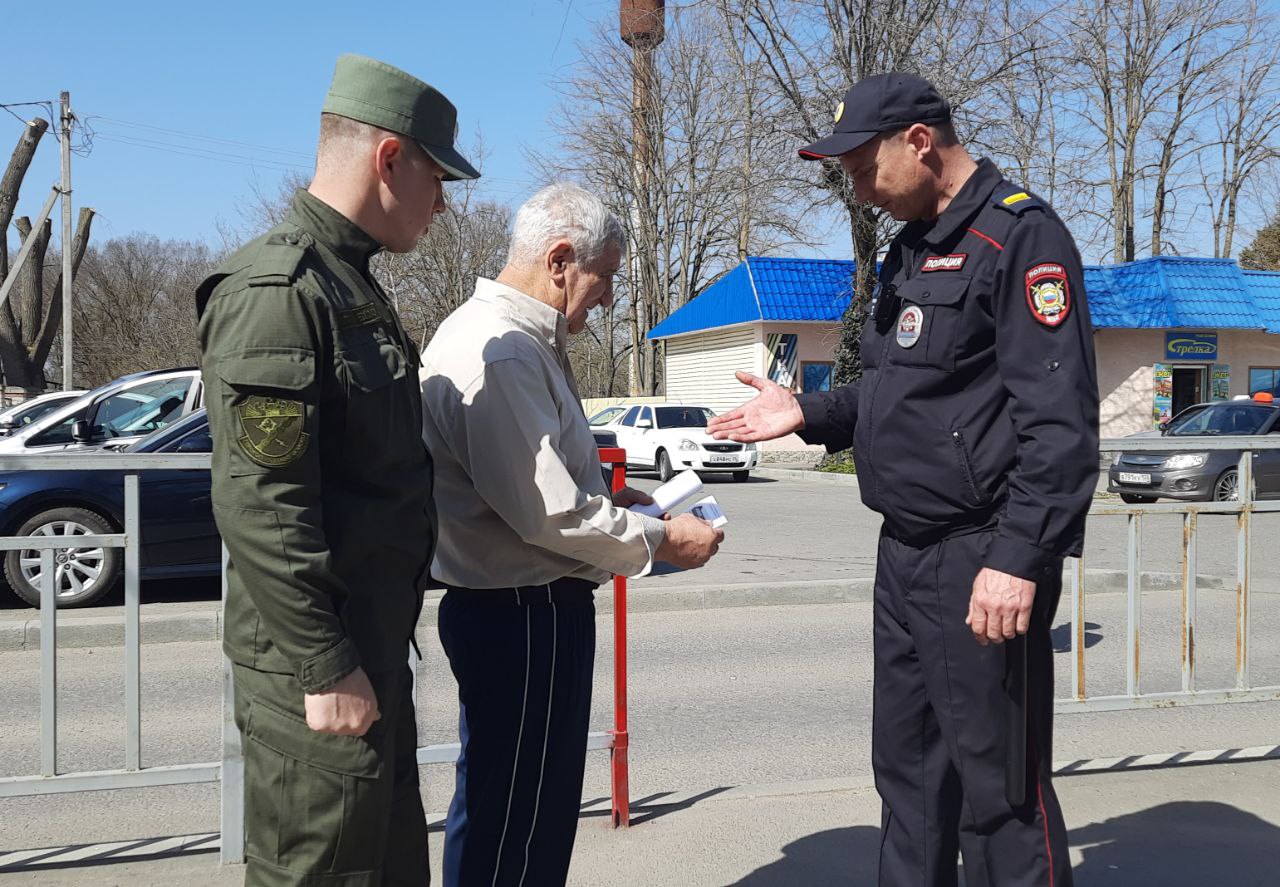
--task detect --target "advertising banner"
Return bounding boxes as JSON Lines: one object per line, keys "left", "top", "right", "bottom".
{"left": 1153, "top": 363, "right": 1173, "bottom": 426}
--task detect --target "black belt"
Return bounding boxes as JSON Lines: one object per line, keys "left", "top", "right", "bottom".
{"left": 879, "top": 511, "right": 1001, "bottom": 549}
{"left": 445, "top": 576, "right": 597, "bottom": 606}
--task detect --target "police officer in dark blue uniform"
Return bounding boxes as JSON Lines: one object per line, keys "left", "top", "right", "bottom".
{"left": 709, "top": 73, "right": 1098, "bottom": 886}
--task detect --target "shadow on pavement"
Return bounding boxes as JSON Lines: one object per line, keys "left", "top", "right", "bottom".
{"left": 1050, "top": 620, "right": 1103, "bottom": 652}
{"left": 577, "top": 787, "right": 736, "bottom": 828}
{"left": 727, "top": 798, "right": 1280, "bottom": 886}
{"left": 1068, "top": 799, "right": 1280, "bottom": 886}
{"left": 727, "top": 826, "right": 880, "bottom": 886}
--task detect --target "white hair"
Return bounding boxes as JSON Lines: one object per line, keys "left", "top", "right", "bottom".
{"left": 507, "top": 182, "right": 626, "bottom": 271}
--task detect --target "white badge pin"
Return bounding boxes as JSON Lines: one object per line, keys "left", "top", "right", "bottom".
{"left": 897, "top": 305, "right": 924, "bottom": 348}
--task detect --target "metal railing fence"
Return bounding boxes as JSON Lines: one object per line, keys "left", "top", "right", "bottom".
{"left": 0, "top": 449, "right": 635, "bottom": 866}
{"left": 1058, "top": 436, "right": 1280, "bottom": 714}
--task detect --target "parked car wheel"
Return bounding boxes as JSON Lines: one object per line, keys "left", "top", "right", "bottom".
{"left": 655, "top": 449, "right": 676, "bottom": 482}
{"left": 1119, "top": 493, "right": 1154, "bottom": 504}
{"left": 732, "top": 470, "right": 750, "bottom": 483}
{"left": 4, "top": 507, "right": 121, "bottom": 608}
{"left": 1213, "top": 469, "right": 1239, "bottom": 502}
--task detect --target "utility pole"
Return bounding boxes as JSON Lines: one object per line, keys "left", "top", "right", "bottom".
{"left": 59, "top": 92, "right": 73, "bottom": 391}
{"left": 620, "top": 0, "right": 664, "bottom": 395}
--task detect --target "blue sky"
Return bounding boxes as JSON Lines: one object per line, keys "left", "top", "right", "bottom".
{"left": 6, "top": 0, "right": 1280, "bottom": 264}
{"left": 3, "top": 0, "right": 609, "bottom": 247}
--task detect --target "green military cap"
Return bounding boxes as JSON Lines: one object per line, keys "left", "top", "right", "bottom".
{"left": 323, "top": 53, "right": 480, "bottom": 182}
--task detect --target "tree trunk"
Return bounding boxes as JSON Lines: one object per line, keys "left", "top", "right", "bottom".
{"left": 32, "top": 207, "right": 95, "bottom": 373}
{"left": 0, "top": 119, "right": 49, "bottom": 282}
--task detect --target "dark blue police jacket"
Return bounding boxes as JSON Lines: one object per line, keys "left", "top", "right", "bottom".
{"left": 797, "top": 159, "right": 1100, "bottom": 581}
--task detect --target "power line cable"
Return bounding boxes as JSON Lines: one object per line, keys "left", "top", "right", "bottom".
{"left": 94, "top": 133, "right": 311, "bottom": 173}
{"left": 86, "top": 115, "right": 316, "bottom": 160}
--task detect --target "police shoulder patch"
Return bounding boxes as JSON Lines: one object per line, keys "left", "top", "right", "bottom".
{"left": 1025, "top": 263, "right": 1071, "bottom": 327}
{"left": 235, "top": 396, "right": 310, "bottom": 467}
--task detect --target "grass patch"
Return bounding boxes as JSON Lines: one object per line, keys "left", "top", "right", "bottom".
{"left": 816, "top": 450, "right": 857, "bottom": 474}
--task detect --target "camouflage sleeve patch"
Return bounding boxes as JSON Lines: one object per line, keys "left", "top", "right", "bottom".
{"left": 235, "top": 396, "right": 311, "bottom": 467}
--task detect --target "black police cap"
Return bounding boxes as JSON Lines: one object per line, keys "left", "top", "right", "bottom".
{"left": 799, "top": 72, "right": 951, "bottom": 160}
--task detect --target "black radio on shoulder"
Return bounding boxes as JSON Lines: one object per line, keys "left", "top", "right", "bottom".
{"left": 872, "top": 283, "right": 900, "bottom": 332}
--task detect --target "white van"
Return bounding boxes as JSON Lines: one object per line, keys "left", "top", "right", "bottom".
{"left": 0, "top": 369, "right": 204, "bottom": 455}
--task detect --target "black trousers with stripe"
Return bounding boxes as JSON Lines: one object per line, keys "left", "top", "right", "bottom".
{"left": 438, "top": 580, "right": 596, "bottom": 887}
{"left": 873, "top": 529, "right": 1073, "bottom": 887}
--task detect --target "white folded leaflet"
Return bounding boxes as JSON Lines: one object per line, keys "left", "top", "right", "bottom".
{"left": 627, "top": 469, "right": 729, "bottom": 528}
{"left": 688, "top": 495, "right": 727, "bottom": 528}
{"left": 628, "top": 469, "right": 703, "bottom": 518}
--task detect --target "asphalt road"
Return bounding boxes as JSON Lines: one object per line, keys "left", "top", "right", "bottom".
{"left": 4, "top": 597, "right": 1280, "bottom": 852}
{"left": 1, "top": 469, "right": 1275, "bottom": 613}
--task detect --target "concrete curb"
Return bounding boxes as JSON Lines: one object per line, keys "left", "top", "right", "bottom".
{"left": 0, "top": 569, "right": 1231, "bottom": 653}
{"left": 753, "top": 466, "right": 858, "bottom": 485}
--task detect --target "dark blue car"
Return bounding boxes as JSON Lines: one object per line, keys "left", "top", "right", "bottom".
{"left": 0, "top": 410, "right": 218, "bottom": 608}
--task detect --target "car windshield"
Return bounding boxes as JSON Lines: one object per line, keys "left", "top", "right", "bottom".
{"left": 101, "top": 379, "right": 190, "bottom": 438}
{"left": 1166, "top": 404, "right": 1273, "bottom": 436}
{"left": 1, "top": 397, "right": 70, "bottom": 428}
{"left": 655, "top": 407, "right": 715, "bottom": 429}
{"left": 588, "top": 407, "right": 625, "bottom": 426}
{"left": 127, "top": 410, "right": 208, "bottom": 452}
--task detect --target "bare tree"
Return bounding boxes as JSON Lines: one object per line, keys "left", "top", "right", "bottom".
{"left": 1068, "top": 0, "right": 1262, "bottom": 260}
{"left": 723, "top": 0, "right": 1038, "bottom": 384}
{"left": 536, "top": 7, "right": 809, "bottom": 395}
{"left": 1197, "top": 9, "right": 1280, "bottom": 257}
{"left": 74, "top": 236, "right": 218, "bottom": 386}
{"left": 0, "top": 118, "right": 95, "bottom": 393}
{"left": 377, "top": 156, "right": 512, "bottom": 351}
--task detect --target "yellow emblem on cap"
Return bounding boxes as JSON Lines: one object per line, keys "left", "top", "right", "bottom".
{"left": 834, "top": 101, "right": 845, "bottom": 124}
{"left": 1003, "top": 192, "right": 1031, "bottom": 206}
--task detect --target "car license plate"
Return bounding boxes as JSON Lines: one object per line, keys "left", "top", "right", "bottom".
{"left": 707, "top": 454, "right": 738, "bottom": 464}
{"left": 1118, "top": 472, "right": 1151, "bottom": 484}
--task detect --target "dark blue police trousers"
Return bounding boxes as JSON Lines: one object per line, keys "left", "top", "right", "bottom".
{"left": 438, "top": 580, "right": 596, "bottom": 887}
{"left": 873, "top": 528, "right": 1073, "bottom": 887}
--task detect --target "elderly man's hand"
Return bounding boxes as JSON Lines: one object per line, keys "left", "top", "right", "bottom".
{"left": 656, "top": 513, "right": 724, "bottom": 569}
{"left": 614, "top": 486, "right": 656, "bottom": 511}
{"left": 966, "top": 568, "right": 1036, "bottom": 646}
{"left": 707, "top": 371, "right": 805, "bottom": 443}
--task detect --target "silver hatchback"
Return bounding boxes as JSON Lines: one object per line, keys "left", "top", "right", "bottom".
{"left": 1108, "top": 400, "right": 1280, "bottom": 503}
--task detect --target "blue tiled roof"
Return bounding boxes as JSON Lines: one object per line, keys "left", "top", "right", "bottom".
{"left": 1085, "top": 257, "right": 1263, "bottom": 330}
{"left": 647, "top": 257, "right": 856, "bottom": 339}
{"left": 649, "top": 254, "right": 1280, "bottom": 338}
{"left": 1243, "top": 270, "right": 1280, "bottom": 334}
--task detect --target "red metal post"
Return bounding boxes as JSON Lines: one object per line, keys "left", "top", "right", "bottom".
{"left": 597, "top": 447, "right": 631, "bottom": 828}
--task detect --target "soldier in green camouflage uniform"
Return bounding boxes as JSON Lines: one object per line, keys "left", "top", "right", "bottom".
{"left": 196, "top": 54, "right": 479, "bottom": 886}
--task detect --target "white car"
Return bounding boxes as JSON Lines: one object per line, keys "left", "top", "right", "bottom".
{"left": 0, "top": 390, "right": 87, "bottom": 436}
{"left": 588, "top": 402, "right": 758, "bottom": 482}
{"left": 0, "top": 369, "right": 203, "bottom": 455}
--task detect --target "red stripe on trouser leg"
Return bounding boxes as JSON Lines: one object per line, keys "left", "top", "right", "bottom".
{"left": 1036, "top": 774, "right": 1055, "bottom": 887}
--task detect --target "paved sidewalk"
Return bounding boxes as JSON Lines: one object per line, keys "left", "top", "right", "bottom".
{"left": 3, "top": 761, "right": 1278, "bottom": 885}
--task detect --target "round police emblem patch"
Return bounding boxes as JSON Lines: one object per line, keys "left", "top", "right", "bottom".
{"left": 897, "top": 305, "right": 924, "bottom": 348}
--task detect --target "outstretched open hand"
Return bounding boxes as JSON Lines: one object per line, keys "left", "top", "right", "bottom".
{"left": 706, "top": 371, "right": 805, "bottom": 443}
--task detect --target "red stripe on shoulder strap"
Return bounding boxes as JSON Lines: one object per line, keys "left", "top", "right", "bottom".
{"left": 967, "top": 227, "right": 1005, "bottom": 251}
